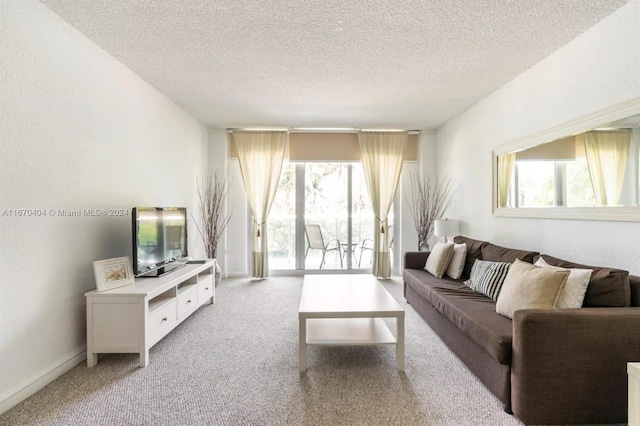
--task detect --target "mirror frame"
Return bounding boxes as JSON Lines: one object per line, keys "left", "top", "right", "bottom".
{"left": 493, "top": 96, "right": 640, "bottom": 222}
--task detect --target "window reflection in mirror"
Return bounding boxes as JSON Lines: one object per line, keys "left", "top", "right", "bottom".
{"left": 498, "top": 114, "right": 640, "bottom": 209}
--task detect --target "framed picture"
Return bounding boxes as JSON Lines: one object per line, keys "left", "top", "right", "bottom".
{"left": 93, "top": 257, "right": 135, "bottom": 292}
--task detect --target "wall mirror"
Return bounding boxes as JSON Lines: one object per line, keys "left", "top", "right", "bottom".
{"left": 493, "top": 99, "right": 640, "bottom": 221}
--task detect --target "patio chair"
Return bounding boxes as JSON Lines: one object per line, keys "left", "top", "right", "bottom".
{"left": 357, "top": 225, "right": 393, "bottom": 267}
{"left": 304, "top": 224, "right": 343, "bottom": 269}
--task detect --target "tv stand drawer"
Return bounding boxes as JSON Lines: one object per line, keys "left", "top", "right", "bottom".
{"left": 148, "top": 299, "right": 177, "bottom": 345}
{"left": 177, "top": 285, "right": 199, "bottom": 318}
{"left": 199, "top": 276, "right": 214, "bottom": 303}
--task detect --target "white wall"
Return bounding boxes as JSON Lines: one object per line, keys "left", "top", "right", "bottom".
{"left": 205, "top": 129, "right": 249, "bottom": 277}
{"left": 0, "top": 0, "right": 208, "bottom": 412}
{"left": 225, "top": 158, "right": 250, "bottom": 276}
{"left": 418, "top": 130, "right": 438, "bottom": 177}
{"left": 397, "top": 162, "right": 418, "bottom": 269}
{"left": 395, "top": 130, "right": 440, "bottom": 266}
{"left": 416, "top": 130, "right": 442, "bottom": 249}
{"left": 205, "top": 129, "right": 231, "bottom": 274}
{"left": 437, "top": 0, "right": 640, "bottom": 274}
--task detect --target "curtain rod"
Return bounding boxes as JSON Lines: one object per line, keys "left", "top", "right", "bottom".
{"left": 224, "top": 127, "right": 422, "bottom": 134}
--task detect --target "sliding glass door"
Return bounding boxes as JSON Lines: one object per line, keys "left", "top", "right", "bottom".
{"left": 267, "top": 161, "right": 296, "bottom": 269}
{"left": 304, "top": 163, "right": 349, "bottom": 269}
{"left": 268, "top": 161, "right": 390, "bottom": 272}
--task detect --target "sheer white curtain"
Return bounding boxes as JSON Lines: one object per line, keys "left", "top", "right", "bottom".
{"left": 233, "top": 131, "right": 288, "bottom": 278}
{"left": 358, "top": 131, "right": 407, "bottom": 278}
{"left": 497, "top": 153, "right": 516, "bottom": 208}
{"left": 584, "top": 130, "right": 631, "bottom": 206}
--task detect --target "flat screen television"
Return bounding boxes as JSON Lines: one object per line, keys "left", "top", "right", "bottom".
{"left": 132, "top": 207, "right": 188, "bottom": 277}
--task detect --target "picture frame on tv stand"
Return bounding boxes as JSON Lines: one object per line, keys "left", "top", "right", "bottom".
{"left": 93, "top": 256, "right": 135, "bottom": 292}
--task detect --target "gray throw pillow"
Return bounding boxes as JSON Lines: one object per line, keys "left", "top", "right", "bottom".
{"left": 464, "top": 259, "right": 511, "bottom": 300}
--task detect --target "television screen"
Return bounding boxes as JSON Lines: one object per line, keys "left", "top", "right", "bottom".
{"left": 133, "top": 207, "right": 188, "bottom": 276}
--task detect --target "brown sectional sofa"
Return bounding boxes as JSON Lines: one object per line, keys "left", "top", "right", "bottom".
{"left": 403, "top": 235, "right": 640, "bottom": 425}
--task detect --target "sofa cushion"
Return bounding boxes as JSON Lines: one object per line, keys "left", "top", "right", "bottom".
{"left": 482, "top": 242, "right": 538, "bottom": 263}
{"left": 537, "top": 255, "right": 630, "bottom": 307}
{"left": 453, "top": 235, "right": 489, "bottom": 278}
{"left": 403, "top": 268, "right": 513, "bottom": 365}
{"left": 496, "top": 259, "right": 569, "bottom": 319}
{"left": 404, "top": 268, "right": 464, "bottom": 307}
{"left": 424, "top": 242, "right": 455, "bottom": 278}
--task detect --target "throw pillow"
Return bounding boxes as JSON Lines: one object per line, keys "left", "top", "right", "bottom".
{"left": 445, "top": 243, "right": 468, "bottom": 280}
{"left": 464, "top": 260, "right": 512, "bottom": 300}
{"left": 537, "top": 254, "right": 629, "bottom": 307}
{"left": 496, "top": 259, "right": 570, "bottom": 319}
{"left": 424, "top": 242, "right": 455, "bottom": 278}
{"left": 534, "top": 257, "right": 593, "bottom": 308}
{"left": 464, "top": 259, "right": 491, "bottom": 289}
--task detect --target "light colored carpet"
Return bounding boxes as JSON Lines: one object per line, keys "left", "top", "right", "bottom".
{"left": 0, "top": 276, "right": 614, "bottom": 425}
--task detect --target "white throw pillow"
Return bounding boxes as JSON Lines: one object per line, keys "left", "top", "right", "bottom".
{"left": 534, "top": 257, "right": 593, "bottom": 308}
{"left": 445, "top": 243, "right": 467, "bottom": 280}
{"left": 424, "top": 242, "right": 455, "bottom": 278}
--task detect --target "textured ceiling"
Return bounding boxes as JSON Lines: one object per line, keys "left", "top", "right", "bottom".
{"left": 40, "top": 0, "right": 630, "bottom": 129}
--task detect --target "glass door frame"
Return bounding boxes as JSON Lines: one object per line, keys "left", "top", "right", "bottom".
{"left": 258, "top": 162, "right": 402, "bottom": 276}
{"left": 298, "top": 162, "right": 360, "bottom": 274}
{"left": 271, "top": 162, "right": 371, "bottom": 275}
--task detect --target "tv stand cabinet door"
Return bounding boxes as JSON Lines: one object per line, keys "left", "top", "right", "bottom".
{"left": 86, "top": 296, "right": 145, "bottom": 367}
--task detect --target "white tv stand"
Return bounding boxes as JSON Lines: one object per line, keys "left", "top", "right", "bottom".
{"left": 85, "top": 260, "right": 215, "bottom": 367}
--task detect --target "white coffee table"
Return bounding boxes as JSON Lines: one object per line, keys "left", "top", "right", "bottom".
{"left": 298, "top": 274, "right": 405, "bottom": 372}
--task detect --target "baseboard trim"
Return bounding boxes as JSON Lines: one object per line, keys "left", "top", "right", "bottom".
{"left": 225, "top": 272, "right": 248, "bottom": 278}
{"left": 223, "top": 272, "right": 402, "bottom": 278}
{"left": 0, "top": 347, "right": 86, "bottom": 415}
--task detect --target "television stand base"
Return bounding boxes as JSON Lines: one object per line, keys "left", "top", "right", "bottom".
{"left": 139, "top": 262, "right": 186, "bottom": 278}
{"left": 86, "top": 260, "right": 216, "bottom": 367}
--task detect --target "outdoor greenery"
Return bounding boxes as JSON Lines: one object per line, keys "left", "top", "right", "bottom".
{"left": 267, "top": 162, "right": 378, "bottom": 269}
{"left": 517, "top": 161, "right": 555, "bottom": 206}
{"left": 515, "top": 160, "right": 596, "bottom": 207}
{"left": 566, "top": 159, "right": 597, "bottom": 207}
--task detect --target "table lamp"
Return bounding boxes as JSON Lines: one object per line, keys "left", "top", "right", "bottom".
{"left": 434, "top": 219, "right": 459, "bottom": 243}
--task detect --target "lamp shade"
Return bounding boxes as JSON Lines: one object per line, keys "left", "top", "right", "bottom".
{"left": 434, "top": 219, "right": 459, "bottom": 237}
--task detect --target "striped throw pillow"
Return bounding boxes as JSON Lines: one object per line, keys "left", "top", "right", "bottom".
{"left": 464, "top": 260, "right": 512, "bottom": 300}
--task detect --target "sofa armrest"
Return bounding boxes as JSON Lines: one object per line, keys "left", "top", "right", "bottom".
{"left": 404, "top": 251, "right": 429, "bottom": 270}
{"left": 511, "top": 307, "right": 640, "bottom": 424}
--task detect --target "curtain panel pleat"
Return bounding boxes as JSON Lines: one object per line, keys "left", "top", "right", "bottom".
{"left": 358, "top": 131, "right": 407, "bottom": 278}
{"left": 233, "top": 131, "right": 288, "bottom": 278}
{"left": 584, "top": 130, "right": 631, "bottom": 206}
{"left": 497, "top": 153, "right": 516, "bottom": 208}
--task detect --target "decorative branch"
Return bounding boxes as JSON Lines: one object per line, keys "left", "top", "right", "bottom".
{"left": 406, "top": 172, "right": 457, "bottom": 247}
{"left": 191, "top": 170, "right": 232, "bottom": 260}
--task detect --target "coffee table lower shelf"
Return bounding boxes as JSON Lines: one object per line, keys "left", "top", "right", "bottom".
{"left": 299, "top": 316, "right": 404, "bottom": 372}
{"left": 305, "top": 318, "right": 396, "bottom": 345}
{"left": 298, "top": 275, "right": 405, "bottom": 372}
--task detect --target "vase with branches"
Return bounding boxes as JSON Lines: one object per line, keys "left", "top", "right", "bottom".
{"left": 192, "top": 170, "right": 232, "bottom": 285}
{"left": 406, "top": 172, "right": 456, "bottom": 251}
